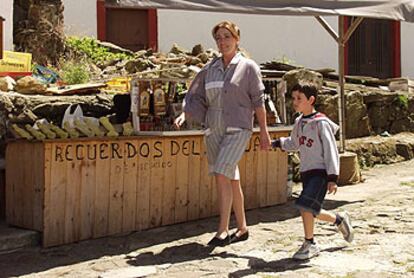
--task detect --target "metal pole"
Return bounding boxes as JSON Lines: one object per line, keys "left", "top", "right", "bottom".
{"left": 338, "top": 16, "right": 346, "bottom": 153}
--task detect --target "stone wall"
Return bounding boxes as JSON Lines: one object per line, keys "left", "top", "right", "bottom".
{"left": 0, "top": 92, "right": 114, "bottom": 156}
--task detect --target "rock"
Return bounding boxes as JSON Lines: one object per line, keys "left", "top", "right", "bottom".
{"left": 345, "top": 91, "right": 372, "bottom": 138}
{"left": 282, "top": 69, "right": 323, "bottom": 93}
{"left": 124, "top": 59, "right": 151, "bottom": 74}
{"left": 197, "top": 52, "right": 209, "bottom": 64}
{"left": 14, "top": 76, "right": 47, "bottom": 94}
{"left": 170, "top": 43, "right": 188, "bottom": 55}
{"left": 191, "top": 44, "right": 204, "bottom": 56}
{"left": 395, "top": 142, "right": 414, "bottom": 160}
{"left": 0, "top": 76, "right": 16, "bottom": 92}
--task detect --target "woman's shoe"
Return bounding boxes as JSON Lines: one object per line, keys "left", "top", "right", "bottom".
{"left": 229, "top": 230, "right": 249, "bottom": 244}
{"left": 207, "top": 235, "right": 230, "bottom": 247}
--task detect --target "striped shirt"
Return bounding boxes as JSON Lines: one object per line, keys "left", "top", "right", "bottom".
{"left": 184, "top": 52, "right": 265, "bottom": 130}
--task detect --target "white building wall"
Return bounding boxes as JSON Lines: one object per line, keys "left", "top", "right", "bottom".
{"left": 401, "top": 22, "right": 414, "bottom": 78}
{"left": 0, "top": 0, "right": 14, "bottom": 50}
{"left": 63, "top": 0, "right": 97, "bottom": 37}
{"left": 60, "top": 4, "right": 414, "bottom": 77}
{"left": 158, "top": 10, "right": 338, "bottom": 69}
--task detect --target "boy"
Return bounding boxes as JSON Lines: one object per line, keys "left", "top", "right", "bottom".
{"left": 272, "top": 82, "right": 354, "bottom": 260}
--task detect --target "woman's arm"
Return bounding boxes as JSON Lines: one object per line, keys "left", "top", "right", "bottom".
{"left": 255, "top": 105, "right": 271, "bottom": 150}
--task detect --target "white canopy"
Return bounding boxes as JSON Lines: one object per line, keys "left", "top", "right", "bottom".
{"left": 106, "top": 0, "right": 414, "bottom": 22}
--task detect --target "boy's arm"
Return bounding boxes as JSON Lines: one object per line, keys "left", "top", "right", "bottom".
{"left": 272, "top": 122, "right": 300, "bottom": 151}
{"left": 319, "top": 121, "right": 339, "bottom": 182}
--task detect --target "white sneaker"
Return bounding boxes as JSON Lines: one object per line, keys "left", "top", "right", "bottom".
{"left": 292, "top": 241, "right": 320, "bottom": 260}
{"left": 337, "top": 212, "right": 354, "bottom": 243}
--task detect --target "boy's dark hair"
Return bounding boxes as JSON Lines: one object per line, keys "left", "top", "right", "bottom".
{"left": 291, "top": 82, "right": 318, "bottom": 104}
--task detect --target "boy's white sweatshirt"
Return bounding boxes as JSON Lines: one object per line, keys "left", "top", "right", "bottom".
{"left": 280, "top": 112, "right": 339, "bottom": 182}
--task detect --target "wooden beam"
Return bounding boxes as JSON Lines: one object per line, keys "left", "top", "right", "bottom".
{"left": 315, "top": 16, "right": 339, "bottom": 43}
{"left": 342, "top": 17, "right": 364, "bottom": 44}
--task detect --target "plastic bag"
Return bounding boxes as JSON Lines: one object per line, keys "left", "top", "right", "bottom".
{"left": 61, "top": 104, "right": 83, "bottom": 128}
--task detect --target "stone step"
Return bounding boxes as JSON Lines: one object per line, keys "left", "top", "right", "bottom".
{"left": 0, "top": 221, "right": 40, "bottom": 253}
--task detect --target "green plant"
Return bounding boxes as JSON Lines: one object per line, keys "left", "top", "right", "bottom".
{"left": 400, "top": 181, "right": 414, "bottom": 187}
{"left": 66, "top": 36, "right": 134, "bottom": 64}
{"left": 60, "top": 61, "right": 90, "bottom": 85}
{"left": 394, "top": 95, "right": 409, "bottom": 109}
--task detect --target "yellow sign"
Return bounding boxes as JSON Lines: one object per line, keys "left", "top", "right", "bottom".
{"left": 0, "top": 51, "right": 32, "bottom": 72}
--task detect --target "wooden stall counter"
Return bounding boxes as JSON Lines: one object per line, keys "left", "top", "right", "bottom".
{"left": 6, "top": 126, "right": 291, "bottom": 247}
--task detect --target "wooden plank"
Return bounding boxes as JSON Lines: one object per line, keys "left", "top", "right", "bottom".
{"left": 46, "top": 83, "right": 106, "bottom": 95}
{"left": 108, "top": 142, "right": 124, "bottom": 235}
{"left": 64, "top": 143, "right": 82, "bottom": 243}
{"left": 32, "top": 142, "right": 44, "bottom": 231}
{"left": 187, "top": 136, "right": 201, "bottom": 221}
{"left": 149, "top": 138, "right": 164, "bottom": 228}
{"left": 136, "top": 139, "right": 151, "bottom": 230}
{"left": 79, "top": 143, "right": 97, "bottom": 240}
{"left": 42, "top": 143, "right": 53, "bottom": 247}
{"left": 255, "top": 135, "right": 268, "bottom": 207}
{"left": 22, "top": 143, "right": 34, "bottom": 228}
{"left": 44, "top": 143, "right": 67, "bottom": 247}
{"left": 244, "top": 142, "right": 258, "bottom": 210}
{"left": 266, "top": 146, "right": 279, "bottom": 206}
{"left": 122, "top": 140, "right": 138, "bottom": 233}
{"left": 93, "top": 142, "right": 111, "bottom": 238}
{"left": 5, "top": 143, "right": 20, "bottom": 225}
{"left": 162, "top": 138, "right": 176, "bottom": 225}
{"left": 174, "top": 137, "right": 190, "bottom": 223}
{"left": 199, "top": 140, "right": 211, "bottom": 218}
{"left": 275, "top": 148, "right": 288, "bottom": 204}
{"left": 238, "top": 153, "right": 247, "bottom": 206}
{"left": 13, "top": 143, "right": 25, "bottom": 226}
{"left": 210, "top": 166, "right": 218, "bottom": 216}
{"left": 273, "top": 131, "right": 289, "bottom": 205}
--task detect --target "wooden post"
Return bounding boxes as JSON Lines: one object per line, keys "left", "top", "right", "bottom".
{"left": 0, "top": 16, "right": 4, "bottom": 60}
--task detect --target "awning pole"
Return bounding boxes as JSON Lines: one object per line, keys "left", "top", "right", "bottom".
{"left": 338, "top": 16, "right": 346, "bottom": 153}
{"left": 316, "top": 16, "right": 364, "bottom": 153}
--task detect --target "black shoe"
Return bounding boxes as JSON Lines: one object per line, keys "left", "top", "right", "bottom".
{"left": 207, "top": 235, "right": 230, "bottom": 247}
{"left": 229, "top": 230, "right": 249, "bottom": 244}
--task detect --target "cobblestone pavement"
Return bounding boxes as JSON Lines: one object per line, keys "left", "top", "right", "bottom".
{"left": 1, "top": 160, "right": 414, "bottom": 278}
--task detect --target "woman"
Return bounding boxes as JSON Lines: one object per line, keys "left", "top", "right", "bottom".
{"left": 174, "top": 20, "right": 271, "bottom": 246}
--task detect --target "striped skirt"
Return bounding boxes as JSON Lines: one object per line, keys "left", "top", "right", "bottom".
{"left": 204, "top": 128, "right": 252, "bottom": 180}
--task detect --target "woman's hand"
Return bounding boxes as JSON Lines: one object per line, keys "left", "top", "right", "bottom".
{"left": 173, "top": 112, "right": 186, "bottom": 129}
{"left": 259, "top": 129, "right": 271, "bottom": 151}
{"left": 327, "top": 182, "right": 338, "bottom": 195}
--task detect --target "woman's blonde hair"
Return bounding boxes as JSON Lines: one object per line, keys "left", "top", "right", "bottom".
{"left": 211, "top": 20, "right": 240, "bottom": 40}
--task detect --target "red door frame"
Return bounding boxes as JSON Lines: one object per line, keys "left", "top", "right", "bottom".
{"left": 0, "top": 16, "right": 4, "bottom": 59}
{"left": 96, "top": 0, "right": 158, "bottom": 51}
{"left": 344, "top": 17, "right": 401, "bottom": 77}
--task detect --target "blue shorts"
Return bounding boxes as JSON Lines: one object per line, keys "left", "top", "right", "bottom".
{"left": 295, "top": 171, "right": 328, "bottom": 216}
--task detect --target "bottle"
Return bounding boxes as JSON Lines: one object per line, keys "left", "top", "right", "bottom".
{"left": 130, "top": 80, "right": 140, "bottom": 132}
{"left": 153, "top": 81, "right": 166, "bottom": 116}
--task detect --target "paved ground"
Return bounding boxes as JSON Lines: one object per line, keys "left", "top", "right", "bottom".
{"left": 1, "top": 160, "right": 414, "bottom": 278}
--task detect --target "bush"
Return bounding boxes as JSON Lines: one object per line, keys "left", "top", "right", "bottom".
{"left": 60, "top": 61, "right": 90, "bottom": 85}
{"left": 66, "top": 36, "right": 133, "bottom": 64}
